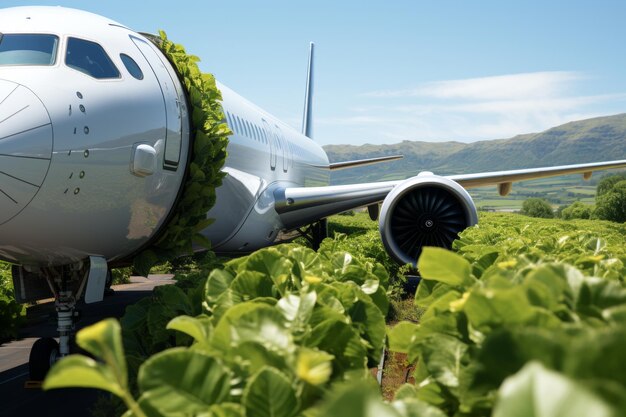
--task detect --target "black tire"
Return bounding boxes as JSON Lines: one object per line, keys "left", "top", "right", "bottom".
{"left": 29, "top": 337, "right": 59, "bottom": 381}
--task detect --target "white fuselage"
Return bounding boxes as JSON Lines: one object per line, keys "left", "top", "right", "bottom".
{"left": 0, "top": 6, "right": 329, "bottom": 267}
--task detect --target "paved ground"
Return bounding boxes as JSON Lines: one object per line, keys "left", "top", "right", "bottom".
{"left": 0, "top": 275, "right": 174, "bottom": 417}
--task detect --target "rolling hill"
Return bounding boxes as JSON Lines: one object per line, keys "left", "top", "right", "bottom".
{"left": 325, "top": 113, "right": 626, "bottom": 185}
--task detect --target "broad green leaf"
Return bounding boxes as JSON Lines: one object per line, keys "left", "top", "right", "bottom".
{"left": 138, "top": 348, "right": 232, "bottom": 414}
{"left": 393, "top": 384, "right": 419, "bottom": 401}
{"left": 75, "top": 318, "right": 127, "bottom": 388}
{"left": 464, "top": 286, "right": 543, "bottom": 331}
{"left": 421, "top": 334, "right": 469, "bottom": 388}
{"left": 205, "top": 269, "right": 236, "bottom": 307}
{"left": 43, "top": 355, "right": 125, "bottom": 397}
{"left": 296, "top": 348, "right": 334, "bottom": 385}
{"left": 318, "top": 380, "right": 401, "bottom": 417}
{"left": 277, "top": 291, "right": 316, "bottom": 332}
{"left": 166, "top": 315, "right": 212, "bottom": 345}
{"left": 230, "top": 341, "right": 289, "bottom": 375}
{"left": 414, "top": 280, "right": 454, "bottom": 309}
{"left": 212, "top": 302, "right": 291, "bottom": 354}
{"left": 230, "top": 270, "right": 276, "bottom": 300}
{"left": 493, "top": 362, "right": 614, "bottom": 417}
{"left": 347, "top": 294, "right": 387, "bottom": 364}
{"left": 243, "top": 367, "right": 299, "bottom": 417}
{"left": 306, "top": 319, "right": 367, "bottom": 374}
{"left": 197, "top": 403, "right": 246, "bottom": 417}
{"left": 418, "top": 247, "right": 473, "bottom": 287}
{"left": 391, "top": 397, "right": 448, "bottom": 417}
{"left": 388, "top": 322, "right": 419, "bottom": 353}
{"left": 474, "top": 327, "right": 566, "bottom": 387}
{"left": 242, "top": 249, "right": 294, "bottom": 289}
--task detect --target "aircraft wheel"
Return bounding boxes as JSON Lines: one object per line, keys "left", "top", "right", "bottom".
{"left": 29, "top": 337, "right": 59, "bottom": 381}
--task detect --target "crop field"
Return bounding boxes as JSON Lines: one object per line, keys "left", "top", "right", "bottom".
{"left": 470, "top": 174, "right": 599, "bottom": 210}
{"left": 15, "top": 211, "right": 617, "bottom": 416}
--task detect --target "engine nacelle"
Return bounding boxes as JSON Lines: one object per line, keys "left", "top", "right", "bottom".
{"left": 379, "top": 173, "right": 478, "bottom": 266}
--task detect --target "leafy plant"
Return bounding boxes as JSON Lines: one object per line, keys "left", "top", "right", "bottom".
{"left": 46, "top": 242, "right": 390, "bottom": 416}
{"left": 561, "top": 201, "right": 594, "bottom": 220}
{"left": 133, "top": 32, "right": 231, "bottom": 276}
{"left": 388, "top": 246, "right": 626, "bottom": 416}
{"left": 595, "top": 179, "right": 626, "bottom": 222}
{"left": 0, "top": 261, "right": 25, "bottom": 343}
{"left": 520, "top": 197, "right": 554, "bottom": 218}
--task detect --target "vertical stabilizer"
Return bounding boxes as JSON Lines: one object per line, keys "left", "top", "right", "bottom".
{"left": 302, "top": 42, "right": 315, "bottom": 138}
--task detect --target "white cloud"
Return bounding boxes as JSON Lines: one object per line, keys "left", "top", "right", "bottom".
{"left": 363, "top": 71, "right": 583, "bottom": 100}
{"left": 314, "top": 71, "right": 626, "bottom": 145}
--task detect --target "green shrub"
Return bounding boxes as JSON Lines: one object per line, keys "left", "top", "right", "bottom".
{"left": 561, "top": 201, "right": 594, "bottom": 220}
{"left": 595, "top": 179, "right": 626, "bottom": 223}
{"left": 0, "top": 262, "right": 25, "bottom": 343}
{"left": 520, "top": 197, "right": 554, "bottom": 218}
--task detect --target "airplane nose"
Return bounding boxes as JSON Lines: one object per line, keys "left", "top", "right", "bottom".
{"left": 0, "top": 79, "right": 52, "bottom": 225}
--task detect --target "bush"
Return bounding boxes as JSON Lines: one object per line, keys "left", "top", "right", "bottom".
{"left": 0, "top": 262, "right": 25, "bottom": 343}
{"left": 595, "top": 179, "right": 626, "bottom": 223}
{"left": 520, "top": 197, "right": 553, "bottom": 218}
{"left": 561, "top": 201, "right": 594, "bottom": 220}
{"left": 596, "top": 173, "right": 626, "bottom": 197}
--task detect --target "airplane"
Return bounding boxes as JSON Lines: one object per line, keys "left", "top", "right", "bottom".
{"left": 1, "top": 5, "right": 625, "bottom": 380}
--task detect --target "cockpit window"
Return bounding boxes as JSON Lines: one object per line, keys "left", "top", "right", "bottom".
{"left": 0, "top": 34, "right": 58, "bottom": 66}
{"left": 65, "top": 37, "right": 120, "bottom": 79}
{"left": 120, "top": 54, "right": 143, "bottom": 80}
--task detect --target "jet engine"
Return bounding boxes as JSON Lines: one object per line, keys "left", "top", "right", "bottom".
{"left": 378, "top": 172, "right": 478, "bottom": 266}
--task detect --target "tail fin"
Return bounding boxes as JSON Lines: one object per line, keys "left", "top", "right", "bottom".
{"left": 301, "top": 42, "right": 314, "bottom": 138}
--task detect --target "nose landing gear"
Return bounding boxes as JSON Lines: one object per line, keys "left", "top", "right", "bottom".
{"left": 12, "top": 256, "right": 108, "bottom": 381}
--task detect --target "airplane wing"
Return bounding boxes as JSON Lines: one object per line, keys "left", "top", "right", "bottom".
{"left": 275, "top": 159, "right": 626, "bottom": 229}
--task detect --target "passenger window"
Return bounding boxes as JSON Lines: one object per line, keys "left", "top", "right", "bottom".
{"left": 226, "top": 112, "right": 235, "bottom": 133}
{"left": 0, "top": 34, "right": 58, "bottom": 66}
{"left": 120, "top": 54, "right": 143, "bottom": 79}
{"left": 66, "top": 37, "right": 120, "bottom": 79}
{"left": 236, "top": 116, "right": 243, "bottom": 135}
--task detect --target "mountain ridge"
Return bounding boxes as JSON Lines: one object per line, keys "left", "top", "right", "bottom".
{"left": 324, "top": 113, "right": 626, "bottom": 184}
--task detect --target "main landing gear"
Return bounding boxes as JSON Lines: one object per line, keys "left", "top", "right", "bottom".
{"left": 12, "top": 256, "right": 108, "bottom": 380}
{"left": 297, "top": 218, "right": 328, "bottom": 250}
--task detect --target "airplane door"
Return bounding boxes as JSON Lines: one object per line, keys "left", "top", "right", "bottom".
{"left": 262, "top": 119, "right": 277, "bottom": 170}
{"left": 275, "top": 125, "right": 289, "bottom": 173}
{"left": 131, "top": 36, "right": 182, "bottom": 170}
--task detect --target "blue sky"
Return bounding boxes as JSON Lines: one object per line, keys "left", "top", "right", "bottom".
{"left": 4, "top": 1, "right": 626, "bottom": 145}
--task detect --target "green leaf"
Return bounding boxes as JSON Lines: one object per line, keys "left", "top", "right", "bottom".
{"left": 205, "top": 269, "right": 236, "bottom": 308}
{"left": 43, "top": 355, "right": 125, "bottom": 397}
{"left": 138, "top": 348, "right": 232, "bottom": 414}
{"left": 296, "top": 348, "right": 334, "bottom": 386}
{"left": 212, "top": 302, "right": 291, "bottom": 354}
{"left": 276, "top": 291, "right": 316, "bottom": 332}
{"left": 318, "top": 380, "right": 401, "bottom": 417}
{"left": 166, "top": 315, "right": 212, "bottom": 345}
{"left": 387, "top": 322, "right": 419, "bottom": 353}
{"left": 230, "top": 270, "right": 276, "bottom": 300}
{"left": 493, "top": 362, "right": 614, "bottom": 417}
{"left": 418, "top": 247, "right": 473, "bottom": 287}
{"left": 306, "top": 319, "right": 367, "bottom": 374}
{"left": 197, "top": 403, "right": 246, "bottom": 417}
{"left": 391, "top": 397, "right": 448, "bottom": 417}
{"left": 75, "top": 318, "right": 128, "bottom": 388}
{"left": 243, "top": 367, "right": 299, "bottom": 417}
{"left": 242, "top": 249, "right": 294, "bottom": 289}
{"left": 421, "top": 334, "right": 469, "bottom": 388}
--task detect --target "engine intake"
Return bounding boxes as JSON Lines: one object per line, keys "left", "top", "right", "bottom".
{"left": 379, "top": 173, "right": 478, "bottom": 266}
